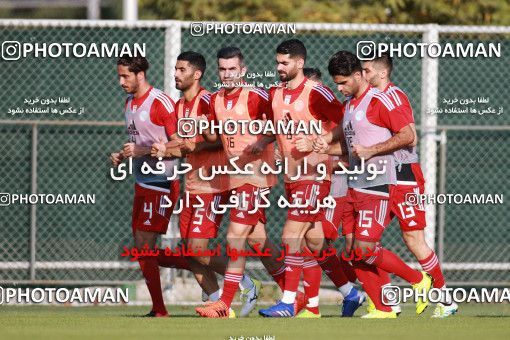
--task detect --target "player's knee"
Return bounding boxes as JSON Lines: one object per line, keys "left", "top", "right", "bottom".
{"left": 403, "top": 232, "right": 431, "bottom": 257}
{"left": 247, "top": 235, "right": 266, "bottom": 249}
{"left": 344, "top": 235, "right": 354, "bottom": 254}
{"left": 353, "top": 240, "right": 374, "bottom": 255}
{"left": 305, "top": 237, "right": 323, "bottom": 252}
{"left": 227, "top": 230, "right": 247, "bottom": 246}
{"left": 403, "top": 232, "right": 423, "bottom": 249}
{"left": 192, "top": 256, "right": 210, "bottom": 266}
{"left": 134, "top": 231, "right": 155, "bottom": 249}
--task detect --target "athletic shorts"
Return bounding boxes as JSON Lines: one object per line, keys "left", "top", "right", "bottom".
{"left": 284, "top": 181, "right": 331, "bottom": 223}
{"left": 321, "top": 196, "right": 350, "bottom": 240}
{"left": 228, "top": 184, "right": 269, "bottom": 226}
{"left": 390, "top": 163, "right": 426, "bottom": 232}
{"left": 131, "top": 181, "right": 179, "bottom": 235}
{"left": 344, "top": 186, "right": 392, "bottom": 242}
{"left": 179, "top": 191, "right": 229, "bottom": 239}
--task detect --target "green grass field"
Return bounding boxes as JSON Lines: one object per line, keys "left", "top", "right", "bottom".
{"left": 1, "top": 304, "right": 509, "bottom": 340}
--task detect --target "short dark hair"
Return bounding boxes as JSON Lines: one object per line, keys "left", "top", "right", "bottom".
{"left": 117, "top": 56, "right": 149, "bottom": 75}
{"left": 276, "top": 39, "right": 307, "bottom": 61}
{"left": 372, "top": 52, "right": 393, "bottom": 75}
{"left": 328, "top": 50, "right": 362, "bottom": 77}
{"left": 217, "top": 46, "right": 244, "bottom": 65}
{"left": 303, "top": 67, "right": 322, "bottom": 80}
{"left": 177, "top": 51, "right": 206, "bottom": 76}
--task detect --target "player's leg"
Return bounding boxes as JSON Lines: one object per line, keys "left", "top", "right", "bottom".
{"left": 185, "top": 238, "right": 221, "bottom": 296}
{"left": 294, "top": 226, "right": 323, "bottom": 318}
{"left": 196, "top": 185, "right": 263, "bottom": 318}
{"left": 134, "top": 229, "right": 168, "bottom": 317}
{"left": 213, "top": 222, "right": 253, "bottom": 312}
{"left": 259, "top": 182, "right": 326, "bottom": 317}
{"left": 320, "top": 199, "right": 365, "bottom": 316}
{"left": 339, "top": 195, "right": 358, "bottom": 284}
{"left": 131, "top": 183, "right": 179, "bottom": 317}
{"left": 153, "top": 180, "right": 191, "bottom": 271}
{"left": 392, "top": 177, "right": 455, "bottom": 316}
{"left": 246, "top": 222, "right": 282, "bottom": 275}
{"left": 258, "top": 219, "right": 309, "bottom": 317}
{"left": 353, "top": 191, "right": 431, "bottom": 316}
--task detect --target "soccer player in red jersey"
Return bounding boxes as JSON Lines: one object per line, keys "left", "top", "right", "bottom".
{"left": 259, "top": 40, "right": 363, "bottom": 318}
{"left": 362, "top": 53, "right": 457, "bottom": 318}
{"left": 300, "top": 67, "right": 363, "bottom": 317}
{"left": 151, "top": 51, "right": 262, "bottom": 317}
{"left": 110, "top": 56, "right": 190, "bottom": 317}
{"left": 194, "top": 47, "right": 285, "bottom": 318}
{"left": 315, "top": 50, "right": 433, "bottom": 318}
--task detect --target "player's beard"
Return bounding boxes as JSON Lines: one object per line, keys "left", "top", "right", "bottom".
{"left": 123, "top": 82, "right": 138, "bottom": 94}
{"left": 279, "top": 69, "right": 298, "bottom": 82}
{"left": 175, "top": 76, "right": 193, "bottom": 91}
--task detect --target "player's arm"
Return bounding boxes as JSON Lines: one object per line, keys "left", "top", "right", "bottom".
{"left": 395, "top": 92, "right": 417, "bottom": 147}
{"left": 352, "top": 100, "right": 414, "bottom": 160}
{"left": 244, "top": 88, "right": 275, "bottom": 155}
{"left": 182, "top": 137, "right": 224, "bottom": 154}
{"left": 409, "top": 123, "right": 417, "bottom": 147}
{"left": 245, "top": 134, "right": 276, "bottom": 155}
{"left": 122, "top": 143, "right": 150, "bottom": 158}
{"left": 110, "top": 149, "right": 125, "bottom": 167}
{"left": 304, "top": 85, "right": 346, "bottom": 153}
{"left": 332, "top": 155, "right": 349, "bottom": 171}
{"left": 146, "top": 94, "right": 183, "bottom": 158}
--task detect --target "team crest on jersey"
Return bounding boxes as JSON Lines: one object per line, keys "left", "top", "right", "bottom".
{"left": 227, "top": 100, "right": 233, "bottom": 110}
{"left": 355, "top": 110, "right": 365, "bottom": 121}
{"left": 139, "top": 110, "right": 149, "bottom": 122}
{"left": 293, "top": 99, "right": 304, "bottom": 112}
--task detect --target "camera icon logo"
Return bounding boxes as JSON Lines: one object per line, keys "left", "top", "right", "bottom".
{"left": 190, "top": 23, "right": 205, "bottom": 37}
{"left": 381, "top": 285, "right": 401, "bottom": 306}
{"left": 178, "top": 118, "right": 198, "bottom": 138}
{"left": 2, "top": 41, "right": 21, "bottom": 61}
{"left": 405, "top": 192, "right": 420, "bottom": 206}
{"left": 0, "top": 193, "right": 11, "bottom": 206}
{"left": 356, "top": 41, "right": 377, "bottom": 61}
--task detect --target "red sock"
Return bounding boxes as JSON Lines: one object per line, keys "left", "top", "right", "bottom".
{"left": 352, "top": 260, "right": 391, "bottom": 312}
{"left": 378, "top": 269, "right": 391, "bottom": 285}
{"left": 317, "top": 254, "right": 349, "bottom": 288}
{"left": 367, "top": 246, "right": 422, "bottom": 284}
{"left": 156, "top": 252, "right": 191, "bottom": 270}
{"left": 419, "top": 251, "right": 444, "bottom": 288}
{"left": 338, "top": 256, "right": 358, "bottom": 283}
{"left": 270, "top": 265, "right": 286, "bottom": 291}
{"left": 302, "top": 258, "right": 322, "bottom": 314}
{"left": 220, "top": 272, "right": 242, "bottom": 308}
{"left": 284, "top": 255, "right": 303, "bottom": 293}
{"left": 138, "top": 257, "right": 166, "bottom": 314}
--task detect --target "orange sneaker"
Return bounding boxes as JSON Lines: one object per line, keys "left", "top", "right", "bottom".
{"left": 195, "top": 300, "right": 229, "bottom": 318}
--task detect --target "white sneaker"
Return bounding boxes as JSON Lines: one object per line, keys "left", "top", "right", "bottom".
{"left": 239, "top": 278, "right": 261, "bottom": 317}
{"left": 432, "top": 302, "right": 459, "bottom": 318}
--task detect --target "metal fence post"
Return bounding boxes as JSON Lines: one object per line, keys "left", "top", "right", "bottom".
{"left": 29, "top": 123, "right": 38, "bottom": 281}
{"left": 164, "top": 21, "right": 182, "bottom": 101}
{"left": 437, "top": 129, "right": 448, "bottom": 263}
{"left": 420, "top": 24, "right": 439, "bottom": 250}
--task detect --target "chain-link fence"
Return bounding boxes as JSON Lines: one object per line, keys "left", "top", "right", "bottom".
{"left": 0, "top": 20, "right": 508, "bottom": 288}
